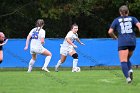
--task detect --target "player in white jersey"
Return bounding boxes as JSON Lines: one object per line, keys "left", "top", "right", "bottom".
{"left": 24, "top": 19, "right": 52, "bottom": 72}
{"left": 55, "top": 24, "right": 84, "bottom": 72}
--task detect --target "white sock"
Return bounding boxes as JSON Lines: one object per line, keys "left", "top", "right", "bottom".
{"left": 28, "top": 59, "right": 35, "bottom": 72}
{"left": 73, "top": 59, "right": 78, "bottom": 68}
{"left": 43, "top": 56, "right": 51, "bottom": 68}
{"left": 55, "top": 60, "right": 62, "bottom": 68}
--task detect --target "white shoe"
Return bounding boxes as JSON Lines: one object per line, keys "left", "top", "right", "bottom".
{"left": 55, "top": 66, "right": 59, "bottom": 72}
{"left": 42, "top": 67, "right": 50, "bottom": 72}
{"left": 126, "top": 77, "right": 131, "bottom": 83}
{"left": 128, "top": 69, "right": 133, "bottom": 80}
{"left": 27, "top": 70, "right": 31, "bottom": 73}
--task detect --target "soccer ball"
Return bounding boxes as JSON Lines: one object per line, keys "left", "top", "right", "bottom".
{"left": 72, "top": 67, "right": 81, "bottom": 72}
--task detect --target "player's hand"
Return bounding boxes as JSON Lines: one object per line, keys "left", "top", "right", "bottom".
{"left": 80, "top": 42, "right": 85, "bottom": 45}
{"left": 73, "top": 45, "right": 77, "bottom": 48}
{"left": 24, "top": 46, "right": 28, "bottom": 50}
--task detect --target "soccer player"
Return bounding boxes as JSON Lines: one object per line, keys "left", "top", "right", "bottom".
{"left": 55, "top": 23, "right": 84, "bottom": 72}
{"left": 108, "top": 5, "right": 140, "bottom": 83}
{"left": 24, "top": 19, "right": 52, "bottom": 72}
{"left": 0, "top": 32, "right": 8, "bottom": 64}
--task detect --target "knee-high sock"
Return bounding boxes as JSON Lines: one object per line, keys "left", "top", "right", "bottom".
{"left": 127, "top": 61, "right": 132, "bottom": 70}
{"left": 43, "top": 56, "right": 51, "bottom": 68}
{"left": 121, "top": 62, "right": 129, "bottom": 78}
{"left": 55, "top": 60, "right": 62, "bottom": 68}
{"left": 28, "top": 59, "right": 35, "bottom": 72}
{"left": 73, "top": 59, "right": 78, "bottom": 68}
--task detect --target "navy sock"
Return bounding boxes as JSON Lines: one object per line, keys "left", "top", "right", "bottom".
{"left": 127, "top": 61, "right": 132, "bottom": 70}
{"left": 121, "top": 62, "right": 129, "bottom": 78}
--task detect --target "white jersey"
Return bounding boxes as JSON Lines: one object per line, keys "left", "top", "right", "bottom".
{"left": 29, "top": 27, "right": 46, "bottom": 54}
{"left": 62, "top": 31, "right": 78, "bottom": 47}
{"left": 60, "top": 31, "right": 78, "bottom": 56}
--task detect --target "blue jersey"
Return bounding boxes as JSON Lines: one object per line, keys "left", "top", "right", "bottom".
{"left": 110, "top": 16, "right": 139, "bottom": 47}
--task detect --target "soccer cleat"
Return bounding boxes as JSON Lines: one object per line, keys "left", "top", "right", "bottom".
{"left": 128, "top": 70, "right": 133, "bottom": 80}
{"left": 126, "top": 77, "right": 132, "bottom": 84}
{"left": 42, "top": 67, "right": 50, "bottom": 72}
{"left": 27, "top": 70, "right": 31, "bottom": 73}
{"left": 55, "top": 66, "right": 59, "bottom": 72}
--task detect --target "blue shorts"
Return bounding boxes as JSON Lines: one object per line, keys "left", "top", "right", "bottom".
{"left": 118, "top": 46, "right": 135, "bottom": 51}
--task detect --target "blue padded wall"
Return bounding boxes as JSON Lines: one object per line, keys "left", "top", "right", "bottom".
{"left": 0, "top": 38, "right": 140, "bottom": 67}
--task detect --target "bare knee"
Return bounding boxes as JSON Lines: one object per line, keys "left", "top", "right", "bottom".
{"left": 48, "top": 52, "right": 52, "bottom": 56}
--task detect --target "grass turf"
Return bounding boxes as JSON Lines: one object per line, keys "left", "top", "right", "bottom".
{"left": 0, "top": 68, "right": 140, "bottom": 93}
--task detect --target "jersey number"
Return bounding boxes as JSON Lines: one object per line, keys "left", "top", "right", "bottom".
{"left": 32, "top": 31, "right": 39, "bottom": 39}
{"left": 120, "top": 22, "right": 132, "bottom": 34}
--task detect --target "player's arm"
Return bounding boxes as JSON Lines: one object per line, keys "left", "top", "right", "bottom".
{"left": 136, "top": 22, "right": 140, "bottom": 32}
{"left": 75, "top": 38, "right": 85, "bottom": 45}
{"left": 0, "top": 38, "right": 8, "bottom": 46}
{"left": 40, "top": 37, "right": 45, "bottom": 45}
{"left": 66, "top": 38, "right": 77, "bottom": 48}
{"left": 24, "top": 35, "right": 31, "bottom": 50}
{"left": 40, "top": 30, "right": 45, "bottom": 45}
{"left": 108, "top": 28, "right": 117, "bottom": 39}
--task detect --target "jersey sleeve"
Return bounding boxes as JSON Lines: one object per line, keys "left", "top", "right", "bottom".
{"left": 40, "top": 29, "right": 45, "bottom": 38}
{"left": 65, "top": 31, "right": 73, "bottom": 38}
{"left": 29, "top": 29, "right": 34, "bottom": 36}
{"left": 132, "top": 17, "right": 139, "bottom": 25}
{"left": 110, "top": 19, "right": 117, "bottom": 30}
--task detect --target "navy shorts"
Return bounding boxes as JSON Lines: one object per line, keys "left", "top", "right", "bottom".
{"left": 118, "top": 46, "right": 136, "bottom": 51}
{"left": 0, "top": 46, "right": 2, "bottom": 50}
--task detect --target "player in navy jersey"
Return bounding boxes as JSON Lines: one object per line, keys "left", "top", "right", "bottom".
{"left": 0, "top": 32, "right": 8, "bottom": 64}
{"left": 108, "top": 5, "right": 140, "bottom": 83}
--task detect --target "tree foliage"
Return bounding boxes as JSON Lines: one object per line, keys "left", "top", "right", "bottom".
{"left": 0, "top": 0, "right": 140, "bottom": 38}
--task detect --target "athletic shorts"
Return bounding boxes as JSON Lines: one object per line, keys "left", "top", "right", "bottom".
{"left": 30, "top": 46, "right": 46, "bottom": 54}
{"left": 118, "top": 46, "right": 136, "bottom": 51}
{"left": 60, "top": 45, "right": 75, "bottom": 56}
{"left": 0, "top": 46, "right": 2, "bottom": 50}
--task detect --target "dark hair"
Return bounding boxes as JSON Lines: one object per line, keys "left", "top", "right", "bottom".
{"left": 71, "top": 23, "right": 78, "bottom": 29}
{"left": 119, "top": 5, "right": 129, "bottom": 16}
{"left": 36, "top": 19, "right": 44, "bottom": 27}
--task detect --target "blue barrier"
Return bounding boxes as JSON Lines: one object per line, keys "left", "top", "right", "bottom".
{"left": 0, "top": 38, "right": 140, "bottom": 67}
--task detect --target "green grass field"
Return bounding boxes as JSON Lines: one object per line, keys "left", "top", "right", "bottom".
{"left": 0, "top": 68, "right": 140, "bottom": 93}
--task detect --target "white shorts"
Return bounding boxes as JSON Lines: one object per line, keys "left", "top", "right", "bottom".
{"left": 30, "top": 46, "right": 46, "bottom": 54}
{"left": 60, "top": 45, "right": 75, "bottom": 56}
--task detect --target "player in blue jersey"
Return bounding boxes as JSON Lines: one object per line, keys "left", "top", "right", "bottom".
{"left": 108, "top": 5, "right": 140, "bottom": 83}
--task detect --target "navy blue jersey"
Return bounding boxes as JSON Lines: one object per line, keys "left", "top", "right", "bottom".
{"left": 110, "top": 16, "right": 139, "bottom": 47}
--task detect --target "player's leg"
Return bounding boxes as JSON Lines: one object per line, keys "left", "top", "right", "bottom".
{"left": 128, "top": 50, "right": 133, "bottom": 69}
{"left": 27, "top": 54, "right": 36, "bottom": 72}
{"left": 42, "top": 49, "right": 52, "bottom": 72}
{"left": 119, "top": 49, "right": 131, "bottom": 83}
{"left": 128, "top": 51, "right": 133, "bottom": 80}
{"left": 55, "top": 55, "right": 67, "bottom": 72}
{"left": 55, "top": 46, "right": 67, "bottom": 72}
{"left": 69, "top": 50, "right": 78, "bottom": 71}
{"left": 127, "top": 49, "right": 134, "bottom": 80}
{"left": 0, "top": 49, "right": 3, "bottom": 64}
